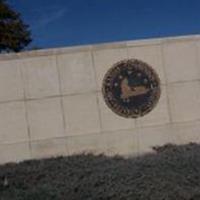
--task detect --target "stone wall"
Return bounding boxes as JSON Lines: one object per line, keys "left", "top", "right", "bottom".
{"left": 0, "top": 34, "right": 200, "bottom": 164}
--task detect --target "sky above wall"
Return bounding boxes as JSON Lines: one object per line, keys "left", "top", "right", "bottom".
{"left": 7, "top": 0, "right": 200, "bottom": 49}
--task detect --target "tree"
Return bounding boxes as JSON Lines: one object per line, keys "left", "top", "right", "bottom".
{"left": 0, "top": 0, "right": 32, "bottom": 53}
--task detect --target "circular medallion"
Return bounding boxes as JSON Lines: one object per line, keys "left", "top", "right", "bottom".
{"left": 102, "top": 59, "right": 161, "bottom": 118}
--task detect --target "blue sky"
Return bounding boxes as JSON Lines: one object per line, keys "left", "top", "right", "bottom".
{"left": 7, "top": 0, "right": 200, "bottom": 49}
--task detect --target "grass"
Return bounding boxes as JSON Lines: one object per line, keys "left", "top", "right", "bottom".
{"left": 1, "top": 143, "right": 200, "bottom": 200}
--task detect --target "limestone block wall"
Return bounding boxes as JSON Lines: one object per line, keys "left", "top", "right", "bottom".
{"left": 0, "top": 34, "right": 200, "bottom": 164}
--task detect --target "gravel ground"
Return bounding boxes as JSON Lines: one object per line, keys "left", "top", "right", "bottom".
{"left": 1, "top": 143, "right": 200, "bottom": 200}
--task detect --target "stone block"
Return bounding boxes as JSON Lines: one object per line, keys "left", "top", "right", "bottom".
{"left": 102, "top": 129, "right": 138, "bottom": 156}
{"left": 21, "top": 56, "right": 60, "bottom": 99}
{"left": 171, "top": 121, "right": 200, "bottom": 145}
{"left": 63, "top": 93, "right": 101, "bottom": 136}
{"left": 0, "top": 60, "right": 24, "bottom": 102}
{"left": 97, "top": 92, "right": 135, "bottom": 132}
{"left": 168, "top": 81, "right": 200, "bottom": 123}
{"left": 27, "top": 98, "right": 65, "bottom": 140}
{"left": 57, "top": 52, "right": 96, "bottom": 95}
{"left": 136, "top": 85, "right": 170, "bottom": 127}
{"left": 0, "top": 142, "right": 31, "bottom": 164}
{"left": 67, "top": 134, "right": 104, "bottom": 155}
{"left": 31, "top": 137, "right": 68, "bottom": 159}
{"left": 0, "top": 102, "right": 28, "bottom": 144}
{"left": 163, "top": 40, "right": 199, "bottom": 83}
{"left": 138, "top": 124, "right": 172, "bottom": 154}
{"left": 93, "top": 48, "right": 128, "bottom": 90}
{"left": 127, "top": 45, "right": 166, "bottom": 84}
{"left": 196, "top": 39, "right": 200, "bottom": 68}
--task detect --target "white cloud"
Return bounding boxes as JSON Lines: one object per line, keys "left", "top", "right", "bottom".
{"left": 31, "top": 6, "right": 67, "bottom": 29}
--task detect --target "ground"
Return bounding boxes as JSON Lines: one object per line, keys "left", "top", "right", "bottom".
{"left": 0, "top": 143, "right": 200, "bottom": 200}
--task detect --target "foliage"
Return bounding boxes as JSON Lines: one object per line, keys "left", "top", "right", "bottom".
{"left": 1, "top": 143, "right": 200, "bottom": 200}
{"left": 0, "top": 0, "right": 32, "bottom": 53}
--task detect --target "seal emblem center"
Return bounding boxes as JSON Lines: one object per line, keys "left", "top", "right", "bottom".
{"left": 102, "top": 59, "right": 161, "bottom": 118}
{"left": 120, "top": 78, "right": 150, "bottom": 100}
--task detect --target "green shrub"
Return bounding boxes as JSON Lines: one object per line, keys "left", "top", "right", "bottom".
{"left": 1, "top": 143, "right": 200, "bottom": 200}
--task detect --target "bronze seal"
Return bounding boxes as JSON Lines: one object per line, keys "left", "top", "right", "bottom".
{"left": 102, "top": 59, "right": 161, "bottom": 118}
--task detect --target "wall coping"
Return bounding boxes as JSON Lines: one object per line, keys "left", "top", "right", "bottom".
{"left": 0, "top": 34, "right": 199, "bottom": 61}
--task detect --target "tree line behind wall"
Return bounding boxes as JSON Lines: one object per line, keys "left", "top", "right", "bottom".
{"left": 0, "top": 0, "right": 32, "bottom": 53}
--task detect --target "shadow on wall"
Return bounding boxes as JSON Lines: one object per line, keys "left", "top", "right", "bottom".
{"left": 1, "top": 143, "right": 200, "bottom": 200}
